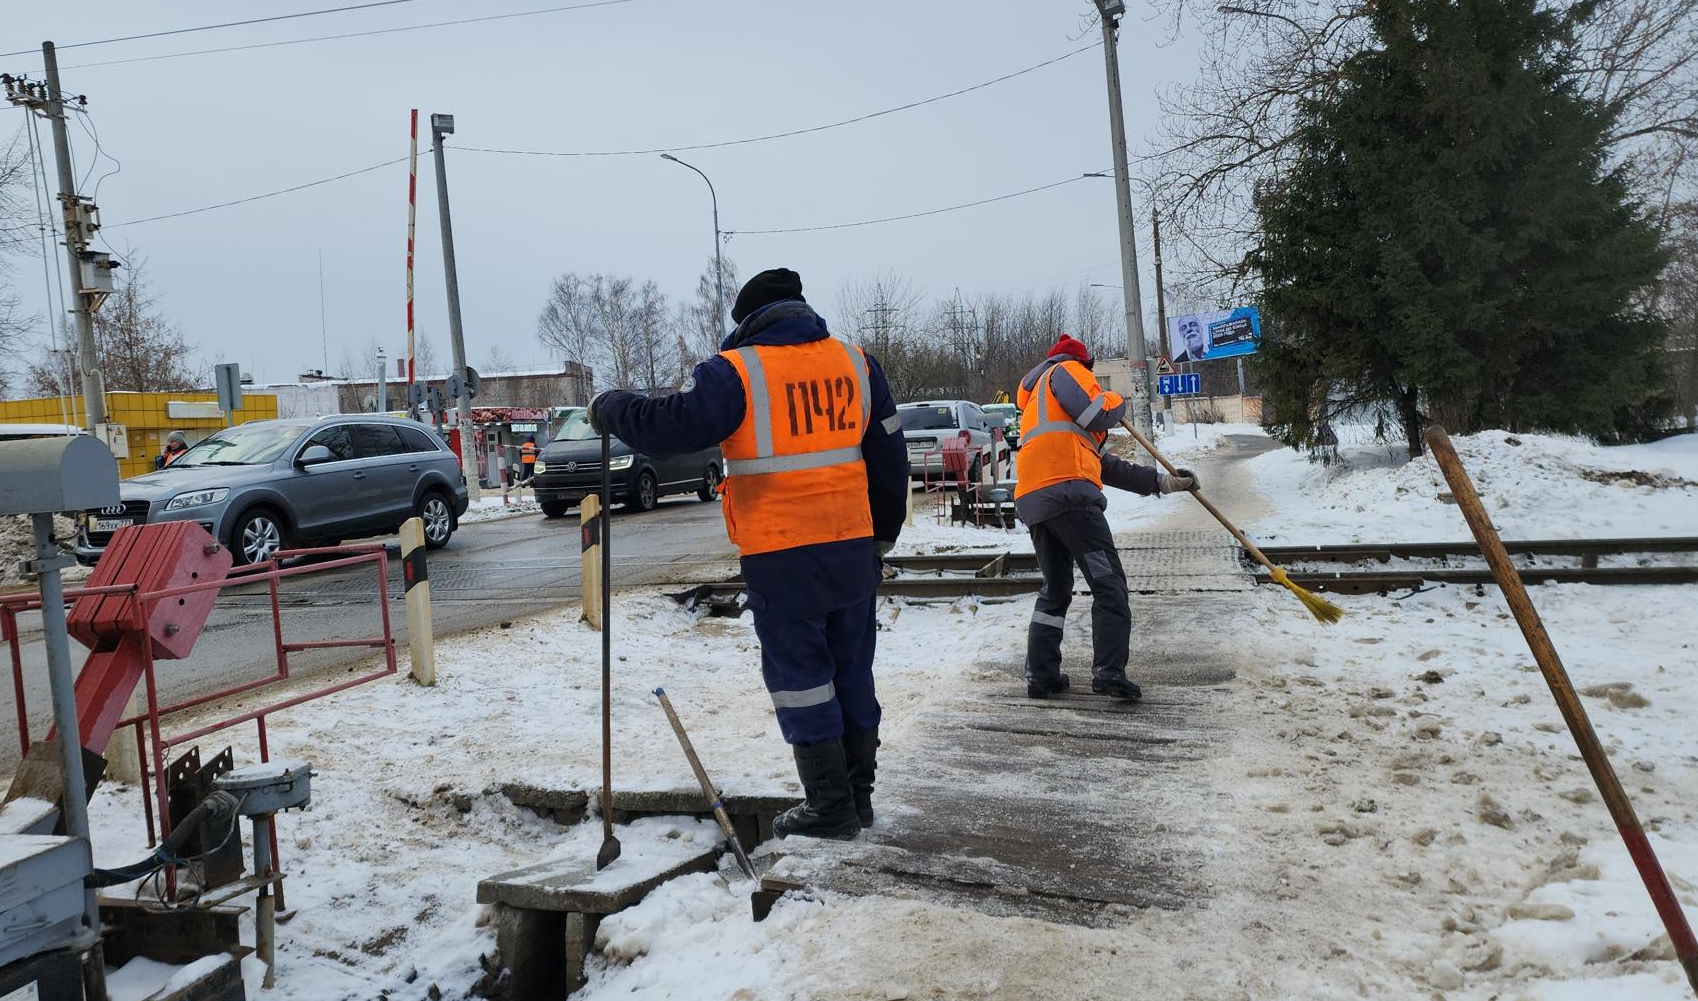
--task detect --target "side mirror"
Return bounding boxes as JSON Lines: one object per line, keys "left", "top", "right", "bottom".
{"left": 297, "top": 444, "right": 333, "bottom": 466}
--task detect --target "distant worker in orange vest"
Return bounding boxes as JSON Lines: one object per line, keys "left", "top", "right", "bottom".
{"left": 519, "top": 436, "right": 538, "bottom": 482}
{"left": 589, "top": 268, "right": 909, "bottom": 840}
{"left": 156, "top": 430, "right": 189, "bottom": 469}
{"left": 1014, "top": 334, "right": 1199, "bottom": 703}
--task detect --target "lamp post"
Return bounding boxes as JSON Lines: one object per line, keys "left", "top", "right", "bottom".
{"left": 660, "top": 153, "right": 727, "bottom": 340}
{"left": 431, "top": 112, "right": 480, "bottom": 501}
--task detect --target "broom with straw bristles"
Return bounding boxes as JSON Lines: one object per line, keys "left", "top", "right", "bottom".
{"left": 1118, "top": 419, "right": 1344, "bottom": 625}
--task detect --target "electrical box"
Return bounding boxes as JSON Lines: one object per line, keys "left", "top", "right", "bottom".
{"left": 0, "top": 436, "right": 119, "bottom": 516}
{"left": 215, "top": 760, "right": 313, "bottom": 815}
{"left": 92, "top": 423, "right": 129, "bottom": 459}
{"left": 0, "top": 835, "right": 90, "bottom": 969}
{"left": 77, "top": 251, "right": 116, "bottom": 294}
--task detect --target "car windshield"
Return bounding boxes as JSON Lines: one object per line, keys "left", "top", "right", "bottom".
{"left": 899, "top": 407, "right": 958, "bottom": 431}
{"left": 173, "top": 424, "right": 310, "bottom": 467}
{"left": 553, "top": 411, "right": 598, "bottom": 442}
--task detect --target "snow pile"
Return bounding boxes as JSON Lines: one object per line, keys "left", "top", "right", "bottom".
{"left": 1245, "top": 428, "right": 1698, "bottom": 543}
{"left": 0, "top": 513, "right": 87, "bottom": 587}
{"left": 460, "top": 492, "right": 542, "bottom": 524}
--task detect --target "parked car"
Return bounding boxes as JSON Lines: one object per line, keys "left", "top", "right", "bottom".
{"left": 896, "top": 400, "right": 1013, "bottom": 482}
{"left": 74, "top": 416, "right": 469, "bottom": 566}
{"left": 982, "top": 402, "right": 1020, "bottom": 450}
{"left": 531, "top": 410, "right": 722, "bottom": 517}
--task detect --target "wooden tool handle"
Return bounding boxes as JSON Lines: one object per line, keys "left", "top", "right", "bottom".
{"left": 1118, "top": 420, "right": 1281, "bottom": 575}
{"left": 655, "top": 689, "right": 758, "bottom": 881}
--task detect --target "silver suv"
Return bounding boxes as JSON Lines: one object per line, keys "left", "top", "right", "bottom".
{"left": 75, "top": 416, "right": 469, "bottom": 566}
{"left": 897, "top": 400, "right": 1013, "bottom": 481}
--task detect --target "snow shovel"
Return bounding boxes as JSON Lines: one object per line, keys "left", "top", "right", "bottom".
{"left": 596, "top": 428, "right": 621, "bottom": 870}
{"left": 1118, "top": 419, "right": 1343, "bottom": 624}
{"left": 652, "top": 687, "right": 758, "bottom": 882}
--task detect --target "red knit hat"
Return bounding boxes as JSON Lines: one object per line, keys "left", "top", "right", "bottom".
{"left": 1047, "top": 334, "right": 1092, "bottom": 364}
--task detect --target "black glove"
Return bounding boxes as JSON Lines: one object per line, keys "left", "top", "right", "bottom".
{"left": 1159, "top": 468, "right": 1199, "bottom": 494}
{"left": 587, "top": 392, "right": 610, "bottom": 436}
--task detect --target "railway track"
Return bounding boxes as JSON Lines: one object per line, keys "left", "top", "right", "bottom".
{"left": 674, "top": 536, "right": 1698, "bottom": 607}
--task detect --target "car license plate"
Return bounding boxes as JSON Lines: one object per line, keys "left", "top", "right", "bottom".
{"left": 94, "top": 518, "right": 133, "bottom": 533}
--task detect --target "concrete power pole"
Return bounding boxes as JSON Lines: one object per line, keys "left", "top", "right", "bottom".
{"left": 42, "top": 43, "right": 105, "bottom": 429}
{"left": 430, "top": 113, "right": 481, "bottom": 502}
{"left": 1092, "top": 1, "right": 1154, "bottom": 442}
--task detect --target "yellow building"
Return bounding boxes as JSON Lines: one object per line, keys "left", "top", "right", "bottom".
{"left": 0, "top": 391, "right": 279, "bottom": 478}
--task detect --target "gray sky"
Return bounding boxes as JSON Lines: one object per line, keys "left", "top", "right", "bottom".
{"left": 4, "top": 0, "right": 1200, "bottom": 385}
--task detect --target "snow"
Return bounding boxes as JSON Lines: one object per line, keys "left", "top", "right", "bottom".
{"left": 1242, "top": 426, "right": 1698, "bottom": 543}
{"left": 459, "top": 491, "right": 542, "bottom": 523}
{"left": 73, "top": 422, "right": 1698, "bottom": 1000}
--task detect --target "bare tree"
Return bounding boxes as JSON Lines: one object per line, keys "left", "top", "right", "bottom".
{"left": 414, "top": 331, "right": 441, "bottom": 378}
{"left": 536, "top": 273, "right": 600, "bottom": 372}
{"left": 535, "top": 272, "right": 678, "bottom": 391}
{"left": 484, "top": 344, "right": 516, "bottom": 373}
{"left": 25, "top": 256, "right": 203, "bottom": 396}
{"left": 679, "top": 257, "right": 740, "bottom": 361}
{"left": 0, "top": 127, "right": 40, "bottom": 396}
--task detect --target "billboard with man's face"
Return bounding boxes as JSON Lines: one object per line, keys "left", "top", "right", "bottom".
{"left": 1167, "top": 305, "right": 1261, "bottom": 363}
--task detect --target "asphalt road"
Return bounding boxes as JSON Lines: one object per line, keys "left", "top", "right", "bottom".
{"left": 1, "top": 495, "right": 737, "bottom": 772}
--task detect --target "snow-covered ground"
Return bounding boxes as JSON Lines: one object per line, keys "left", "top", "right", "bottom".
{"left": 459, "top": 490, "right": 542, "bottom": 523}
{"left": 74, "top": 424, "right": 1698, "bottom": 1000}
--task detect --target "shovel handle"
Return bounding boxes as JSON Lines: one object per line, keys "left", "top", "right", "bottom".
{"left": 1117, "top": 419, "right": 1282, "bottom": 576}
{"left": 654, "top": 689, "right": 759, "bottom": 881}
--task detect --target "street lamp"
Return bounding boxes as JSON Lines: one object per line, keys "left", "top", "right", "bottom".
{"left": 660, "top": 153, "right": 727, "bottom": 340}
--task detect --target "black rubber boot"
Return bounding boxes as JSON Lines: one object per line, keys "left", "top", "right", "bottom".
{"left": 773, "top": 739, "right": 861, "bottom": 840}
{"left": 842, "top": 729, "right": 880, "bottom": 828}
{"left": 1091, "top": 674, "right": 1142, "bottom": 702}
{"left": 1027, "top": 672, "right": 1072, "bottom": 700}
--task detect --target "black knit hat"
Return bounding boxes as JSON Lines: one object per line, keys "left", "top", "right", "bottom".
{"left": 730, "top": 268, "right": 805, "bottom": 323}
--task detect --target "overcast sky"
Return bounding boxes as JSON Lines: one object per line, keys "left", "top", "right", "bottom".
{"left": 4, "top": 0, "right": 1201, "bottom": 386}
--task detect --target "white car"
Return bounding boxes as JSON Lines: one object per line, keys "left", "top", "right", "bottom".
{"left": 897, "top": 401, "right": 1013, "bottom": 482}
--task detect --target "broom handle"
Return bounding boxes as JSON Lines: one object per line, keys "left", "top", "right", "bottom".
{"left": 1118, "top": 420, "right": 1282, "bottom": 576}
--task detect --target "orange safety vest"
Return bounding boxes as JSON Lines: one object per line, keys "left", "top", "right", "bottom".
{"left": 1013, "top": 360, "right": 1121, "bottom": 499}
{"left": 718, "top": 338, "right": 874, "bottom": 557}
{"left": 521, "top": 442, "right": 537, "bottom": 465}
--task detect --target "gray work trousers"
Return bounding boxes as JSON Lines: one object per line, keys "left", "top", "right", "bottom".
{"left": 1023, "top": 506, "right": 1132, "bottom": 684}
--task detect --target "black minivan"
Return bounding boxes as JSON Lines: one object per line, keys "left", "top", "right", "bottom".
{"left": 531, "top": 410, "right": 722, "bottom": 517}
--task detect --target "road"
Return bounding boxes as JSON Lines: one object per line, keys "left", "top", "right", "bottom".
{"left": 1, "top": 496, "right": 737, "bottom": 772}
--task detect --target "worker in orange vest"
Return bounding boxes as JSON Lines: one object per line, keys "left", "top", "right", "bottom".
{"left": 156, "top": 430, "right": 189, "bottom": 469}
{"left": 590, "top": 268, "right": 909, "bottom": 839}
{"left": 519, "top": 436, "right": 538, "bottom": 482}
{"left": 1014, "top": 334, "right": 1198, "bottom": 702}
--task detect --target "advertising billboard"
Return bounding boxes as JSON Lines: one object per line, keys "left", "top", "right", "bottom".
{"left": 1167, "top": 305, "right": 1261, "bottom": 363}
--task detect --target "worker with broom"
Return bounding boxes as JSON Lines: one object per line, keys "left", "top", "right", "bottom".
{"left": 1014, "top": 334, "right": 1198, "bottom": 703}
{"left": 589, "top": 268, "right": 909, "bottom": 840}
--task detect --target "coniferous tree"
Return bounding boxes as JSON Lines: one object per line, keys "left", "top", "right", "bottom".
{"left": 1250, "top": 0, "right": 1669, "bottom": 456}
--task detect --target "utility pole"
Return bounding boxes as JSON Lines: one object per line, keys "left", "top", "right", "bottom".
{"left": 376, "top": 346, "right": 388, "bottom": 413}
{"left": 430, "top": 113, "right": 481, "bottom": 502}
{"left": 864, "top": 285, "right": 898, "bottom": 360}
{"left": 4, "top": 45, "right": 108, "bottom": 429}
{"left": 1092, "top": 1, "right": 1155, "bottom": 443}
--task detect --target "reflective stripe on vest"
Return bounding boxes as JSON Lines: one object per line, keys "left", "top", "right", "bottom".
{"left": 1023, "top": 368, "right": 1106, "bottom": 454}
{"left": 730, "top": 343, "right": 869, "bottom": 469}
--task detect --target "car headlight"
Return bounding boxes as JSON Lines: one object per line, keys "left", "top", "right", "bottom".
{"left": 164, "top": 488, "right": 229, "bottom": 511}
{"left": 608, "top": 455, "right": 635, "bottom": 471}
{"left": 532, "top": 460, "right": 546, "bottom": 473}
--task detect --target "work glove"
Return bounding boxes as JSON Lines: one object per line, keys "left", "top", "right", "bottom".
{"left": 877, "top": 540, "right": 895, "bottom": 560}
{"left": 586, "top": 392, "right": 610, "bottom": 436}
{"left": 1159, "top": 468, "right": 1200, "bottom": 494}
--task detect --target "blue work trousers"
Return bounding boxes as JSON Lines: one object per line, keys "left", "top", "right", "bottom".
{"left": 752, "top": 597, "right": 881, "bottom": 746}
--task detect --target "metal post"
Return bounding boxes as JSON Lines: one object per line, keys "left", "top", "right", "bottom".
{"left": 376, "top": 346, "right": 388, "bottom": 413}
{"left": 661, "top": 154, "right": 727, "bottom": 340}
{"left": 252, "top": 814, "right": 277, "bottom": 989}
{"left": 30, "top": 516, "right": 98, "bottom": 934}
{"left": 430, "top": 114, "right": 481, "bottom": 501}
{"left": 1092, "top": 5, "right": 1153, "bottom": 444}
{"left": 42, "top": 43, "right": 104, "bottom": 430}
{"left": 1152, "top": 208, "right": 1172, "bottom": 429}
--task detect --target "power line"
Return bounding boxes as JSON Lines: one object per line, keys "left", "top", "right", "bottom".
{"left": 725, "top": 172, "right": 1100, "bottom": 236}
{"left": 460, "top": 43, "right": 1099, "bottom": 157}
{"left": 0, "top": 0, "right": 454, "bottom": 58}
{"left": 103, "top": 156, "right": 411, "bottom": 229}
{"left": 56, "top": 0, "right": 651, "bottom": 70}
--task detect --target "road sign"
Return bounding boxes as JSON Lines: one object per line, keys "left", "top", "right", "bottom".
{"left": 1155, "top": 355, "right": 1176, "bottom": 376}
{"left": 1157, "top": 373, "right": 1201, "bottom": 396}
{"left": 214, "top": 362, "right": 243, "bottom": 412}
